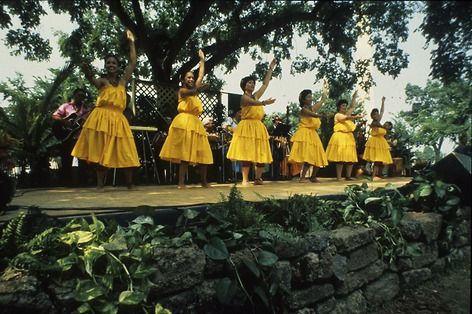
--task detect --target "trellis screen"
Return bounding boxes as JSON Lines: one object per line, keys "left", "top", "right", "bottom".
{"left": 129, "top": 78, "right": 224, "bottom": 131}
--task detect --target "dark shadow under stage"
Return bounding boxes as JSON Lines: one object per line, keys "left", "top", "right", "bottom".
{"left": 2, "top": 177, "right": 412, "bottom": 222}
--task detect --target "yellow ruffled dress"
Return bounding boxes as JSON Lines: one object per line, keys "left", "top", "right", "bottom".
{"left": 326, "top": 113, "right": 358, "bottom": 162}
{"left": 363, "top": 127, "right": 393, "bottom": 164}
{"left": 226, "top": 105, "right": 272, "bottom": 164}
{"left": 288, "top": 116, "right": 328, "bottom": 167}
{"left": 71, "top": 84, "right": 140, "bottom": 168}
{"left": 159, "top": 95, "right": 213, "bottom": 165}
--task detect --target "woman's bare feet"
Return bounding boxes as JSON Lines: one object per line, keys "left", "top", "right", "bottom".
{"left": 177, "top": 185, "right": 187, "bottom": 189}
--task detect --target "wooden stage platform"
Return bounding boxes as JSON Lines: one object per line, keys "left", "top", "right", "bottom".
{"left": 1, "top": 177, "right": 412, "bottom": 222}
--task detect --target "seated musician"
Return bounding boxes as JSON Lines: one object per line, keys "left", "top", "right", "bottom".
{"left": 202, "top": 117, "right": 220, "bottom": 182}
{"left": 51, "top": 88, "right": 91, "bottom": 186}
{"left": 270, "top": 115, "right": 290, "bottom": 179}
{"left": 222, "top": 109, "right": 242, "bottom": 182}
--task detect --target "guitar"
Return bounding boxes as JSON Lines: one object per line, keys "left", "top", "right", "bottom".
{"left": 52, "top": 112, "right": 87, "bottom": 142}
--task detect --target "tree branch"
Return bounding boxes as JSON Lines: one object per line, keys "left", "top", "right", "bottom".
{"left": 131, "top": 0, "right": 146, "bottom": 33}
{"left": 172, "top": 2, "right": 325, "bottom": 82}
{"left": 163, "top": 0, "right": 214, "bottom": 75}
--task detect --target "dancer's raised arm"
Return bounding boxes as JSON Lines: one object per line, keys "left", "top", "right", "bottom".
{"left": 254, "top": 58, "right": 276, "bottom": 99}
{"left": 379, "top": 96, "right": 385, "bottom": 120}
{"left": 312, "top": 79, "right": 329, "bottom": 112}
{"left": 121, "top": 30, "right": 137, "bottom": 83}
{"left": 195, "top": 49, "right": 205, "bottom": 90}
{"left": 347, "top": 90, "right": 358, "bottom": 115}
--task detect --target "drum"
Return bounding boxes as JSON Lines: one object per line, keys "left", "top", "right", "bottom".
{"left": 392, "top": 157, "right": 404, "bottom": 176}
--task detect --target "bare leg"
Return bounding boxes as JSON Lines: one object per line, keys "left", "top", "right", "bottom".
{"left": 345, "top": 163, "right": 354, "bottom": 179}
{"left": 200, "top": 164, "right": 210, "bottom": 187}
{"left": 335, "top": 163, "right": 343, "bottom": 180}
{"left": 178, "top": 162, "right": 188, "bottom": 189}
{"left": 299, "top": 163, "right": 309, "bottom": 181}
{"left": 96, "top": 165, "right": 108, "bottom": 191}
{"left": 124, "top": 167, "right": 134, "bottom": 189}
{"left": 254, "top": 165, "right": 264, "bottom": 185}
{"left": 242, "top": 165, "right": 250, "bottom": 185}
{"left": 310, "top": 166, "right": 320, "bottom": 182}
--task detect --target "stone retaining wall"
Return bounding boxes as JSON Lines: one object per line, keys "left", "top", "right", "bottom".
{"left": 0, "top": 211, "right": 470, "bottom": 314}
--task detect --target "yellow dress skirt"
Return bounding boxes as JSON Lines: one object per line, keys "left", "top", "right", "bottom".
{"left": 159, "top": 95, "right": 213, "bottom": 165}
{"left": 326, "top": 115, "right": 358, "bottom": 162}
{"left": 363, "top": 127, "right": 393, "bottom": 164}
{"left": 226, "top": 105, "right": 272, "bottom": 164}
{"left": 288, "top": 116, "right": 328, "bottom": 167}
{"left": 71, "top": 84, "right": 140, "bottom": 168}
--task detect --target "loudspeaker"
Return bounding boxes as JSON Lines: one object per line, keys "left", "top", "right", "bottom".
{"left": 227, "top": 93, "right": 241, "bottom": 116}
{"left": 432, "top": 152, "right": 471, "bottom": 205}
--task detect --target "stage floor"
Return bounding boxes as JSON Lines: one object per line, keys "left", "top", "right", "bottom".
{"left": 2, "top": 177, "right": 412, "bottom": 222}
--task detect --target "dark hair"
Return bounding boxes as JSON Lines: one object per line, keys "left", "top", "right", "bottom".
{"left": 240, "top": 75, "right": 256, "bottom": 91}
{"left": 336, "top": 99, "right": 348, "bottom": 111}
{"left": 104, "top": 54, "right": 120, "bottom": 67}
{"left": 384, "top": 121, "right": 393, "bottom": 129}
{"left": 370, "top": 108, "right": 379, "bottom": 119}
{"left": 180, "top": 71, "right": 194, "bottom": 82}
{"left": 299, "top": 89, "right": 312, "bottom": 107}
{"left": 72, "top": 88, "right": 86, "bottom": 97}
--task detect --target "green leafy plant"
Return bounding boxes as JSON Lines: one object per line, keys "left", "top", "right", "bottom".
{"left": 6, "top": 214, "right": 172, "bottom": 314}
{"left": 341, "top": 183, "right": 419, "bottom": 264}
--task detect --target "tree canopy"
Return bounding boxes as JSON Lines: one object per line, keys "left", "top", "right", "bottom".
{"left": 0, "top": 0, "right": 421, "bottom": 96}
{"left": 397, "top": 80, "right": 472, "bottom": 162}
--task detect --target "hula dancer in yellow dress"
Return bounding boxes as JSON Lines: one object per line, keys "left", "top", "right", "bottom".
{"left": 72, "top": 30, "right": 139, "bottom": 191}
{"left": 326, "top": 91, "right": 363, "bottom": 180}
{"left": 159, "top": 50, "right": 213, "bottom": 189}
{"left": 226, "top": 59, "right": 277, "bottom": 186}
{"left": 363, "top": 96, "right": 393, "bottom": 180}
{"left": 288, "top": 80, "right": 329, "bottom": 182}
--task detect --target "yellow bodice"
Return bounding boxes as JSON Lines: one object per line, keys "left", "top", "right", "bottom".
{"left": 370, "top": 127, "right": 387, "bottom": 136}
{"left": 241, "top": 105, "right": 265, "bottom": 120}
{"left": 300, "top": 116, "right": 321, "bottom": 129}
{"left": 177, "top": 95, "right": 203, "bottom": 116}
{"left": 333, "top": 114, "right": 356, "bottom": 133}
{"left": 96, "top": 84, "right": 126, "bottom": 111}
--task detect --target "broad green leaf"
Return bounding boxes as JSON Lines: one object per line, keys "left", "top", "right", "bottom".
{"left": 132, "top": 264, "right": 158, "bottom": 279}
{"left": 446, "top": 197, "right": 460, "bottom": 206}
{"left": 183, "top": 208, "right": 200, "bottom": 219}
{"left": 99, "top": 274, "right": 114, "bottom": 291}
{"left": 76, "top": 303, "right": 93, "bottom": 313}
{"left": 102, "top": 234, "right": 128, "bottom": 251}
{"left": 61, "top": 230, "right": 94, "bottom": 245}
{"left": 155, "top": 304, "right": 172, "bottom": 314}
{"left": 95, "top": 301, "right": 118, "bottom": 314}
{"left": 364, "top": 197, "right": 382, "bottom": 204}
{"left": 204, "top": 237, "right": 229, "bottom": 260}
{"left": 257, "top": 250, "right": 278, "bottom": 266}
{"left": 232, "top": 232, "right": 243, "bottom": 239}
{"left": 90, "top": 214, "right": 105, "bottom": 238}
{"left": 243, "top": 259, "right": 260, "bottom": 278}
{"left": 82, "top": 246, "right": 106, "bottom": 277}
{"left": 132, "top": 216, "right": 154, "bottom": 226}
{"left": 74, "top": 279, "right": 105, "bottom": 302}
{"left": 56, "top": 253, "right": 79, "bottom": 271}
{"left": 419, "top": 185, "right": 433, "bottom": 197}
{"left": 118, "top": 290, "right": 146, "bottom": 305}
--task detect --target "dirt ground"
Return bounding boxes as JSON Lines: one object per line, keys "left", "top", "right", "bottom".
{"left": 368, "top": 260, "right": 470, "bottom": 314}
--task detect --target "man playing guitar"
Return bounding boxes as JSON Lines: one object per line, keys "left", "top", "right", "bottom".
{"left": 52, "top": 88, "right": 91, "bottom": 186}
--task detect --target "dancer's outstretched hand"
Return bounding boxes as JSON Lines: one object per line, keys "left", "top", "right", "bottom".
{"left": 198, "top": 49, "right": 205, "bottom": 60}
{"left": 263, "top": 97, "right": 276, "bottom": 105}
{"left": 126, "top": 30, "right": 135, "bottom": 42}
